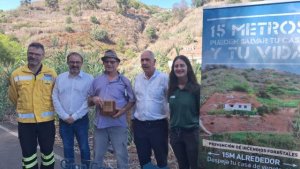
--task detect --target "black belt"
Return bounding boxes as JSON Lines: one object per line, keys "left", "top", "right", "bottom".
{"left": 171, "top": 127, "right": 199, "bottom": 132}
{"left": 133, "top": 118, "right": 167, "bottom": 124}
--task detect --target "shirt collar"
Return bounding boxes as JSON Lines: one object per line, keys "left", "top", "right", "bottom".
{"left": 22, "top": 64, "right": 43, "bottom": 74}
{"left": 68, "top": 71, "right": 83, "bottom": 78}
{"left": 143, "top": 69, "right": 159, "bottom": 80}
{"left": 104, "top": 72, "right": 121, "bottom": 83}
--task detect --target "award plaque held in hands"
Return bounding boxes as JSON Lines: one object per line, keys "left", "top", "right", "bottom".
{"left": 101, "top": 100, "right": 116, "bottom": 116}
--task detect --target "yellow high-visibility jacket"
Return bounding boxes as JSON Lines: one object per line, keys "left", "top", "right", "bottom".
{"left": 8, "top": 65, "right": 57, "bottom": 123}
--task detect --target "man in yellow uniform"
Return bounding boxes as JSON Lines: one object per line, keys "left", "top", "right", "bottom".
{"left": 8, "top": 42, "right": 57, "bottom": 169}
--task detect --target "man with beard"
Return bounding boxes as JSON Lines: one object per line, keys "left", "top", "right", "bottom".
{"left": 8, "top": 42, "right": 57, "bottom": 169}
{"left": 132, "top": 50, "right": 169, "bottom": 169}
{"left": 52, "top": 52, "right": 93, "bottom": 168}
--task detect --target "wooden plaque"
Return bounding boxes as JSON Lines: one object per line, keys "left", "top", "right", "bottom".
{"left": 101, "top": 100, "right": 116, "bottom": 116}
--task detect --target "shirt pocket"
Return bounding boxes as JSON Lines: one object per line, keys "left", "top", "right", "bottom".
{"left": 42, "top": 81, "right": 54, "bottom": 107}
{"left": 149, "top": 86, "right": 164, "bottom": 100}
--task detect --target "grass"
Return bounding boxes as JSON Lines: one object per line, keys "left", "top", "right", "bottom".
{"left": 257, "top": 98, "right": 300, "bottom": 108}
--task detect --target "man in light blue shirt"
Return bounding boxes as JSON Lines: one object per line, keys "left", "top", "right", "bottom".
{"left": 52, "top": 52, "right": 93, "bottom": 168}
{"left": 88, "top": 50, "right": 135, "bottom": 169}
{"left": 133, "top": 50, "right": 169, "bottom": 169}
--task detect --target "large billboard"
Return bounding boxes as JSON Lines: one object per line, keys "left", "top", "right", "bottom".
{"left": 200, "top": 1, "right": 300, "bottom": 169}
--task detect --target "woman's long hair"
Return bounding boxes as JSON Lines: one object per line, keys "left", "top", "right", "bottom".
{"left": 168, "top": 55, "right": 200, "bottom": 98}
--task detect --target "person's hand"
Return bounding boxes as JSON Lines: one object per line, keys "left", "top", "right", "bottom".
{"left": 65, "top": 116, "right": 75, "bottom": 124}
{"left": 92, "top": 96, "right": 103, "bottom": 108}
{"left": 112, "top": 109, "right": 123, "bottom": 118}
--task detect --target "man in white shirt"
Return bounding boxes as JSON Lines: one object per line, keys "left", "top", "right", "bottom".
{"left": 52, "top": 52, "right": 93, "bottom": 168}
{"left": 132, "top": 50, "right": 169, "bottom": 169}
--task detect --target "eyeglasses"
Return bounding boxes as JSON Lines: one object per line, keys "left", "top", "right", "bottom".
{"left": 68, "top": 61, "right": 82, "bottom": 65}
{"left": 103, "top": 60, "right": 117, "bottom": 64}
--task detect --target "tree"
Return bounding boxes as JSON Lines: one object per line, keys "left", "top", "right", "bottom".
{"left": 0, "top": 34, "right": 24, "bottom": 64}
{"left": 45, "top": 0, "right": 59, "bottom": 10}
{"left": 85, "top": 0, "right": 101, "bottom": 9}
{"left": 116, "top": 0, "right": 129, "bottom": 14}
{"left": 191, "top": 0, "right": 204, "bottom": 7}
{"left": 21, "top": 0, "right": 31, "bottom": 6}
{"left": 172, "top": 0, "right": 188, "bottom": 21}
{"left": 146, "top": 26, "right": 157, "bottom": 41}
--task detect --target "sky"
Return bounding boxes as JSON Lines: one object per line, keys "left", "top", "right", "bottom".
{"left": 0, "top": 0, "right": 20, "bottom": 11}
{"left": 0, "top": 0, "right": 191, "bottom": 11}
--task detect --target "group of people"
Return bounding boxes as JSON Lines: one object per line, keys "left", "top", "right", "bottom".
{"left": 8, "top": 42, "right": 204, "bottom": 169}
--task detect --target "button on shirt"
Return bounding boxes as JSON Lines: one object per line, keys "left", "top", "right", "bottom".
{"left": 52, "top": 71, "right": 93, "bottom": 121}
{"left": 133, "top": 70, "right": 169, "bottom": 121}
{"left": 88, "top": 73, "right": 135, "bottom": 128}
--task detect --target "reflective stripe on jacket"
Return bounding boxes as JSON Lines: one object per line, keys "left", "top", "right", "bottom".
{"left": 8, "top": 65, "right": 57, "bottom": 123}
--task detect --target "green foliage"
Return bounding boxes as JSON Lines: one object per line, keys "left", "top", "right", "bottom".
{"left": 256, "top": 90, "right": 270, "bottom": 99}
{"left": 45, "top": 46, "right": 104, "bottom": 77}
{"left": 128, "top": 0, "right": 143, "bottom": 9}
{"left": 84, "top": 0, "right": 101, "bottom": 9}
{"left": 21, "top": 0, "right": 31, "bottom": 6}
{"left": 116, "top": 0, "right": 129, "bottom": 14}
{"left": 117, "top": 39, "right": 126, "bottom": 53}
{"left": 45, "top": 49, "right": 69, "bottom": 75}
{"left": 292, "top": 115, "right": 300, "bottom": 138}
{"left": 0, "top": 34, "right": 24, "bottom": 64}
{"left": 124, "top": 48, "right": 136, "bottom": 59}
{"left": 232, "top": 83, "right": 248, "bottom": 92}
{"left": 154, "top": 51, "right": 169, "bottom": 72}
{"left": 90, "top": 26, "right": 108, "bottom": 41}
{"left": 0, "top": 11, "right": 8, "bottom": 23}
{"left": 256, "top": 105, "right": 270, "bottom": 115}
{"left": 0, "top": 62, "right": 24, "bottom": 119}
{"left": 45, "top": 0, "right": 59, "bottom": 10}
{"left": 191, "top": 0, "right": 203, "bottom": 7}
{"left": 50, "top": 36, "right": 59, "bottom": 48}
{"left": 90, "top": 16, "right": 100, "bottom": 24}
{"left": 71, "top": 5, "right": 82, "bottom": 16}
{"left": 212, "top": 132, "right": 297, "bottom": 150}
{"left": 65, "top": 26, "right": 75, "bottom": 33}
{"left": 258, "top": 97, "right": 300, "bottom": 108}
{"left": 0, "top": 38, "right": 25, "bottom": 119}
{"left": 82, "top": 50, "right": 104, "bottom": 76}
{"left": 65, "top": 16, "right": 73, "bottom": 24}
{"left": 267, "top": 84, "right": 284, "bottom": 95}
{"left": 64, "top": 5, "right": 72, "bottom": 15}
{"left": 192, "top": 61, "right": 201, "bottom": 83}
{"left": 185, "top": 34, "right": 194, "bottom": 44}
{"left": 155, "top": 11, "right": 172, "bottom": 22}
{"left": 146, "top": 26, "right": 157, "bottom": 41}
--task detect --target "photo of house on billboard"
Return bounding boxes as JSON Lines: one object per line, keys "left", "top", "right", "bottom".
{"left": 200, "top": 1, "right": 300, "bottom": 169}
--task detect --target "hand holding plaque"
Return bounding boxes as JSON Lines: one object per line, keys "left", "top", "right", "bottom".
{"left": 101, "top": 100, "right": 117, "bottom": 116}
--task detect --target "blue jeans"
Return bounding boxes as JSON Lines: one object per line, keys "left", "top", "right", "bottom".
{"left": 94, "top": 126, "right": 128, "bottom": 169}
{"left": 132, "top": 119, "right": 169, "bottom": 168}
{"left": 170, "top": 128, "right": 199, "bottom": 169}
{"left": 59, "top": 115, "right": 90, "bottom": 168}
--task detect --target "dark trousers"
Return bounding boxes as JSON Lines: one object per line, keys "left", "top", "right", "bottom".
{"left": 170, "top": 128, "right": 199, "bottom": 169}
{"left": 59, "top": 115, "right": 90, "bottom": 168}
{"left": 132, "top": 119, "right": 169, "bottom": 168}
{"left": 18, "top": 121, "right": 55, "bottom": 169}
